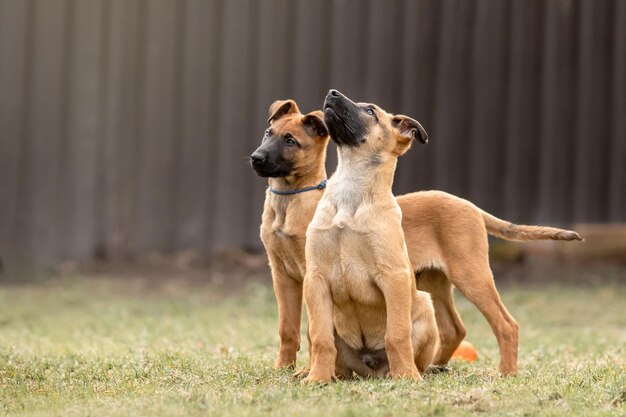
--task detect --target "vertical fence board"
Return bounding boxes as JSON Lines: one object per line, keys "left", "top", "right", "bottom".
{"left": 213, "top": 0, "right": 257, "bottom": 248}
{"left": 240, "top": 0, "right": 263, "bottom": 247}
{"left": 17, "top": 0, "right": 68, "bottom": 275}
{"left": 254, "top": 0, "right": 296, "bottom": 120}
{"left": 573, "top": 0, "right": 614, "bottom": 223}
{"left": 95, "top": 0, "right": 141, "bottom": 259}
{"left": 292, "top": 0, "right": 332, "bottom": 112}
{"left": 173, "top": 0, "right": 216, "bottom": 252}
{"left": 609, "top": 0, "right": 626, "bottom": 222}
{"left": 329, "top": 0, "right": 370, "bottom": 98}
{"left": 202, "top": 0, "right": 226, "bottom": 251}
{"left": 0, "top": 0, "right": 30, "bottom": 278}
{"left": 538, "top": 0, "right": 578, "bottom": 225}
{"left": 364, "top": 0, "right": 405, "bottom": 109}
{"left": 394, "top": 0, "right": 442, "bottom": 195}
{"left": 133, "top": 0, "right": 181, "bottom": 252}
{"left": 504, "top": 0, "right": 545, "bottom": 222}
{"left": 432, "top": 0, "right": 475, "bottom": 197}
{"left": 120, "top": 0, "right": 149, "bottom": 254}
{"left": 60, "top": 0, "right": 104, "bottom": 259}
{"left": 365, "top": 0, "right": 412, "bottom": 191}
{"left": 467, "top": 0, "right": 510, "bottom": 215}
{"left": 325, "top": 0, "right": 372, "bottom": 172}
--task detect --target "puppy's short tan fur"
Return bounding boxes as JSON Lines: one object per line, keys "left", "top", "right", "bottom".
{"left": 302, "top": 90, "right": 438, "bottom": 383}
{"left": 250, "top": 97, "right": 581, "bottom": 378}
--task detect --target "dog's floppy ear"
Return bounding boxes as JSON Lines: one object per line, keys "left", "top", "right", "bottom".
{"left": 392, "top": 115, "right": 428, "bottom": 144}
{"left": 268, "top": 99, "right": 300, "bottom": 123}
{"left": 301, "top": 111, "right": 328, "bottom": 138}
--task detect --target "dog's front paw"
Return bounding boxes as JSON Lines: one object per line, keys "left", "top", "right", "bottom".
{"left": 274, "top": 356, "right": 296, "bottom": 369}
{"left": 499, "top": 367, "right": 518, "bottom": 377}
{"left": 390, "top": 366, "right": 422, "bottom": 381}
{"left": 300, "top": 370, "right": 335, "bottom": 385}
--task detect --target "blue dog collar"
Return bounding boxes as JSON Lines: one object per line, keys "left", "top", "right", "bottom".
{"left": 269, "top": 179, "right": 328, "bottom": 195}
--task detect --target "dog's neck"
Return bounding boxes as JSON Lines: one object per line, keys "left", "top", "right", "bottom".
{"left": 264, "top": 166, "right": 327, "bottom": 231}
{"left": 267, "top": 166, "right": 328, "bottom": 196}
{"left": 324, "top": 148, "right": 398, "bottom": 217}
{"left": 332, "top": 148, "right": 398, "bottom": 198}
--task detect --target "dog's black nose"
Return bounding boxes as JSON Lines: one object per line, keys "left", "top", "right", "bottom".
{"left": 329, "top": 89, "right": 341, "bottom": 97}
{"left": 250, "top": 152, "right": 267, "bottom": 165}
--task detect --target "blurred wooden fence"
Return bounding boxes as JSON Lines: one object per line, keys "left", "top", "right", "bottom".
{"left": 0, "top": 0, "right": 624, "bottom": 279}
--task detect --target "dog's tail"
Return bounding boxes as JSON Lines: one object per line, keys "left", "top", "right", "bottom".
{"left": 481, "top": 210, "right": 583, "bottom": 242}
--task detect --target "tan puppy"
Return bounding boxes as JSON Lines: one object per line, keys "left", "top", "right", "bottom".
{"left": 303, "top": 90, "right": 437, "bottom": 383}
{"left": 250, "top": 98, "right": 581, "bottom": 377}
{"left": 251, "top": 101, "right": 330, "bottom": 370}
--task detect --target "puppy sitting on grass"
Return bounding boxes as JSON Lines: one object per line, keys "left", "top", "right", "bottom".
{"left": 302, "top": 90, "right": 438, "bottom": 383}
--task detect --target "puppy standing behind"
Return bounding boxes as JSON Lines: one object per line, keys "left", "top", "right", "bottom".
{"left": 302, "top": 90, "right": 438, "bottom": 383}
{"left": 251, "top": 101, "right": 330, "bottom": 370}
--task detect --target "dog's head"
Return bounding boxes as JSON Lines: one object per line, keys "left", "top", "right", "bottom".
{"left": 250, "top": 99, "right": 329, "bottom": 178}
{"left": 323, "top": 89, "right": 428, "bottom": 158}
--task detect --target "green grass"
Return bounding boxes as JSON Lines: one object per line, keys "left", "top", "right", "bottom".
{"left": 1, "top": 277, "right": 625, "bottom": 416}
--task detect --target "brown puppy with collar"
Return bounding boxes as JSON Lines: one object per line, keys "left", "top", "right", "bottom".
{"left": 303, "top": 90, "right": 437, "bottom": 383}
{"left": 251, "top": 97, "right": 581, "bottom": 378}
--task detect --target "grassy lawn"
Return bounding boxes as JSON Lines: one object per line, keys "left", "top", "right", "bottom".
{"left": 0, "top": 276, "right": 625, "bottom": 416}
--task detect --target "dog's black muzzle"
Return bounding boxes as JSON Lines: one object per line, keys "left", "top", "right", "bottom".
{"left": 250, "top": 146, "right": 292, "bottom": 178}
{"left": 323, "top": 89, "right": 366, "bottom": 147}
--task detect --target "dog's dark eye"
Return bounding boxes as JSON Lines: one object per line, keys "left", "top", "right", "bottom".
{"left": 285, "top": 135, "right": 297, "bottom": 146}
{"left": 264, "top": 129, "right": 271, "bottom": 139}
{"left": 365, "top": 108, "right": 375, "bottom": 116}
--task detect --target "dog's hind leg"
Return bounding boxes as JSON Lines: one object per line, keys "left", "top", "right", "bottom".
{"left": 417, "top": 270, "right": 466, "bottom": 367}
{"left": 452, "top": 264, "right": 519, "bottom": 375}
{"left": 293, "top": 325, "right": 312, "bottom": 378}
{"left": 412, "top": 293, "right": 440, "bottom": 374}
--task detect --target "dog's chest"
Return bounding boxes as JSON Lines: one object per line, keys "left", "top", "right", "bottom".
{"left": 308, "top": 183, "right": 404, "bottom": 306}
{"left": 310, "top": 213, "right": 384, "bottom": 307}
{"left": 261, "top": 200, "right": 311, "bottom": 280}
{"left": 310, "top": 183, "right": 369, "bottom": 232}
{"left": 268, "top": 231, "right": 305, "bottom": 280}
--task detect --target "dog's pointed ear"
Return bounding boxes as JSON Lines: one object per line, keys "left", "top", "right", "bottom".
{"left": 392, "top": 115, "right": 428, "bottom": 144}
{"left": 301, "top": 111, "right": 328, "bottom": 138}
{"left": 267, "top": 99, "right": 300, "bottom": 124}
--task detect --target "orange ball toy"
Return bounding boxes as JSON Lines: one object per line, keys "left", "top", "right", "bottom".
{"left": 451, "top": 340, "right": 478, "bottom": 362}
